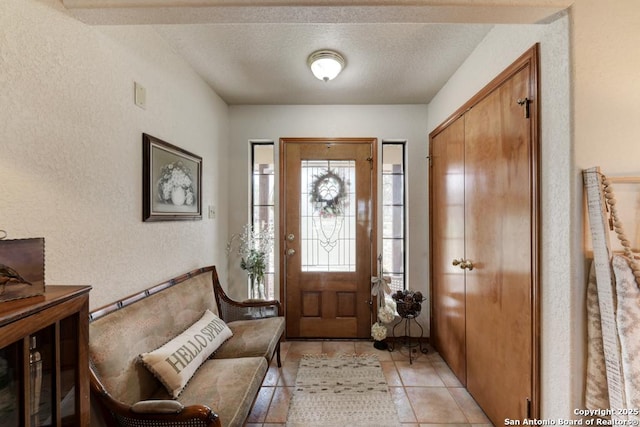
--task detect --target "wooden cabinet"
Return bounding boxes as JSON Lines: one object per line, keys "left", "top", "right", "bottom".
{"left": 429, "top": 45, "right": 539, "bottom": 424}
{"left": 0, "top": 286, "right": 91, "bottom": 427}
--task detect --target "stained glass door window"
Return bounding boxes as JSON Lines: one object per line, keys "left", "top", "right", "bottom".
{"left": 300, "top": 160, "right": 356, "bottom": 272}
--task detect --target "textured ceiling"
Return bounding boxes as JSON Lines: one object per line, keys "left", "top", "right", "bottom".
{"left": 63, "top": 0, "right": 569, "bottom": 105}
{"left": 153, "top": 23, "right": 493, "bottom": 105}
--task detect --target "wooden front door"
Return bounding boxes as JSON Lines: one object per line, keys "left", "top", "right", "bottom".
{"left": 280, "top": 138, "right": 376, "bottom": 339}
{"left": 464, "top": 59, "right": 536, "bottom": 423}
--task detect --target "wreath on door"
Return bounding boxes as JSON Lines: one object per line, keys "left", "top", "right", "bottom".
{"left": 310, "top": 169, "right": 348, "bottom": 217}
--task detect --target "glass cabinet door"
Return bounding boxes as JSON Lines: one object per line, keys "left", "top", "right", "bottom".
{"left": 59, "top": 315, "right": 78, "bottom": 426}
{"left": 0, "top": 342, "right": 20, "bottom": 427}
{"left": 0, "top": 286, "right": 90, "bottom": 427}
{"left": 0, "top": 314, "right": 82, "bottom": 426}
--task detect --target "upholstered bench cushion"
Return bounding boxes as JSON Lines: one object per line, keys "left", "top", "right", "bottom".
{"left": 151, "top": 357, "right": 268, "bottom": 427}
{"left": 213, "top": 316, "right": 285, "bottom": 360}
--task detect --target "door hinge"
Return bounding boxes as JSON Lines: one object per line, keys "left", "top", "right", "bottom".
{"left": 526, "top": 397, "right": 532, "bottom": 419}
{"left": 426, "top": 155, "right": 433, "bottom": 167}
{"left": 517, "top": 97, "right": 531, "bottom": 119}
{"left": 366, "top": 156, "right": 373, "bottom": 170}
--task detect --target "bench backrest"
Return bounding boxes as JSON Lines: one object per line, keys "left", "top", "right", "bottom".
{"left": 89, "top": 266, "right": 218, "bottom": 405}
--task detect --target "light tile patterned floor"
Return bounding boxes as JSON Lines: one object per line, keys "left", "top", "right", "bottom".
{"left": 244, "top": 340, "right": 494, "bottom": 427}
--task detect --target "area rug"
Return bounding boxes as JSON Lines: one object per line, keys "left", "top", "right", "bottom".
{"left": 286, "top": 354, "right": 401, "bottom": 427}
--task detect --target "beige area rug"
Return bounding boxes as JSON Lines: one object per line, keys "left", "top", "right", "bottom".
{"left": 286, "top": 354, "right": 401, "bottom": 427}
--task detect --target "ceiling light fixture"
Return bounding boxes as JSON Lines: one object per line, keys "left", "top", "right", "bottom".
{"left": 307, "top": 50, "right": 345, "bottom": 82}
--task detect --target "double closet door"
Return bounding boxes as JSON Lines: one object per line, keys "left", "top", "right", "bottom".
{"left": 429, "top": 45, "right": 539, "bottom": 425}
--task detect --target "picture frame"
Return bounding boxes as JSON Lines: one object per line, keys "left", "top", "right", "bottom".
{"left": 0, "top": 238, "right": 45, "bottom": 302}
{"left": 142, "top": 133, "right": 202, "bottom": 222}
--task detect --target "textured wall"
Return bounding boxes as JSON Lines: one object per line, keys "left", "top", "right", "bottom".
{"left": 427, "top": 17, "right": 573, "bottom": 418}
{"left": 0, "top": 0, "right": 229, "bottom": 310}
{"left": 573, "top": 0, "right": 640, "bottom": 173}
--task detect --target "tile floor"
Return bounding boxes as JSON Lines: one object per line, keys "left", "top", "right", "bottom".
{"left": 244, "top": 340, "right": 494, "bottom": 427}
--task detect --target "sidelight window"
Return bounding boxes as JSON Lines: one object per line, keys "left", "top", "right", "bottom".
{"left": 251, "top": 142, "right": 275, "bottom": 299}
{"left": 382, "top": 141, "right": 406, "bottom": 292}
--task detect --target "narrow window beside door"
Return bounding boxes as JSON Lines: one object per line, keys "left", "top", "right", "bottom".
{"left": 251, "top": 142, "right": 275, "bottom": 299}
{"left": 382, "top": 142, "right": 406, "bottom": 292}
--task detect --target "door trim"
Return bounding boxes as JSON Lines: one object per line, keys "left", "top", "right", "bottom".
{"left": 428, "top": 44, "right": 540, "bottom": 418}
{"left": 279, "top": 137, "right": 378, "bottom": 338}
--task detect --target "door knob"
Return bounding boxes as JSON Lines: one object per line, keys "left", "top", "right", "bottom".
{"left": 286, "top": 248, "right": 296, "bottom": 256}
{"left": 452, "top": 258, "right": 473, "bottom": 270}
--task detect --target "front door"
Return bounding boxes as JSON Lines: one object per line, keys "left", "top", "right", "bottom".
{"left": 280, "top": 138, "right": 377, "bottom": 339}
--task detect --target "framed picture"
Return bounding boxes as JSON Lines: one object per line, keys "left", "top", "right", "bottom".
{"left": 143, "top": 133, "right": 202, "bottom": 222}
{"left": 0, "top": 238, "right": 45, "bottom": 302}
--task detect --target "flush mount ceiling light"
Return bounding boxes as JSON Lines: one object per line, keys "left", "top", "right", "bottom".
{"left": 307, "top": 50, "right": 345, "bottom": 82}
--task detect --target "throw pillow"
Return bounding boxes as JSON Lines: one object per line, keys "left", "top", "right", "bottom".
{"left": 139, "top": 309, "right": 233, "bottom": 398}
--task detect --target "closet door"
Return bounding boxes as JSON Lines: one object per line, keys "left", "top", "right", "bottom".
{"left": 429, "top": 116, "right": 466, "bottom": 385}
{"left": 429, "top": 45, "right": 539, "bottom": 424}
{"left": 464, "top": 63, "right": 534, "bottom": 423}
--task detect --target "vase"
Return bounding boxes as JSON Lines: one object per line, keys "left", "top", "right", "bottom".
{"left": 250, "top": 276, "right": 265, "bottom": 300}
{"left": 171, "top": 187, "right": 186, "bottom": 206}
{"left": 29, "top": 336, "right": 42, "bottom": 426}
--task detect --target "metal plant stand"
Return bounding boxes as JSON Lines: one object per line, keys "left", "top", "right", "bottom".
{"left": 388, "top": 312, "right": 428, "bottom": 364}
